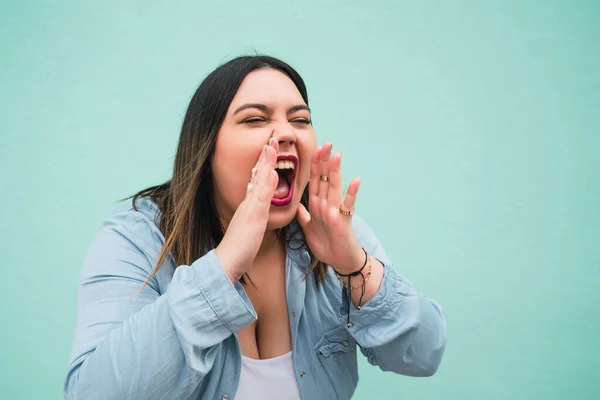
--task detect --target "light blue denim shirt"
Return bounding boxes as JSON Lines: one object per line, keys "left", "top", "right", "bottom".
{"left": 64, "top": 197, "right": 447, "bottom": 400}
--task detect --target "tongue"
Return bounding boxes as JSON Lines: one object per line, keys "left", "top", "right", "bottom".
{"left": 273, "top": 173, "right": 290, "bottom": 199}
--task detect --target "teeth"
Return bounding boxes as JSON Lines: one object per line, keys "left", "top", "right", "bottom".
{"left": 276, "top": 160, "right": 295, "bottom": 169}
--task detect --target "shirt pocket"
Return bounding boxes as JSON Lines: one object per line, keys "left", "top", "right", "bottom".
{"left": 314, "top": 325, "right": 359, "bottom": 399}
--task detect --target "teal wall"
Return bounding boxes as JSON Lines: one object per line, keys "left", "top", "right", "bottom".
{"left": 1, "top": 1, "right": 599, "bottom": 399}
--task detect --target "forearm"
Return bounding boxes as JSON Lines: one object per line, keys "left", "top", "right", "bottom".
{"left": 65, "top": 295, "right": 202, "bottom": 399}
{"left": 65, "top": 248, "right": 257, "bottom": 399}
{"left": 361, "top": 291, "right": 446, "bottom": 376}
{"left": 335, "top": 215, "right": 447, "bottom": 375}
{"left": 345, "top": 263, "right": 447, "bottom": 376}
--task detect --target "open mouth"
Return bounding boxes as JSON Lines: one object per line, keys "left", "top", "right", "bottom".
{"left": 271, "top": 155, "right": 297, "bottom": 207}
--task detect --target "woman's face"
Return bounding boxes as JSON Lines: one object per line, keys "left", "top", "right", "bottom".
{"left": 212, "top": 68, "right": 317, "bottom": 230}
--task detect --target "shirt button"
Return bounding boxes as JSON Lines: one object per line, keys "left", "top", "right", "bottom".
{"left": 300, "top": 372, "right": 306, "bottom": 378}
{"left": 342, "top": 340, "right": 349, "bottom": 346}
{"left": 291, "top": 311, "right": 296, "bottom": 318}
{"left": 221, "top": 395, "right": 228, "bottom": 400}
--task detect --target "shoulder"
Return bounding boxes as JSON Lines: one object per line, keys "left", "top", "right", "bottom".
{"left": 111, "top": 195, "right": 161, "bottom": 224}
{"left": 96, "top": 196, "right": 165, "bottom": 261}
{"left": 79, "top": 196, "right": 171, "bottom": 290}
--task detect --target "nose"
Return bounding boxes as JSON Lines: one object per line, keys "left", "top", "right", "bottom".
{"left": 271, "top": 124, "right": 296, "bottom": 148}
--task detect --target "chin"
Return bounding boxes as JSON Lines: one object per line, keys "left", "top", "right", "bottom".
{"left": 266, "top": 204, "right": 299, "bottom": 231}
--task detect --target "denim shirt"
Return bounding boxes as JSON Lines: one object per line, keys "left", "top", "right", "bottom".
{"left": 64, "top": 197, "right": 447, "bottom": 400}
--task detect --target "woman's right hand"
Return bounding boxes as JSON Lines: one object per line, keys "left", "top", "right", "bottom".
{"left": 215, "top": 138, "right": 279, "bottom": 282}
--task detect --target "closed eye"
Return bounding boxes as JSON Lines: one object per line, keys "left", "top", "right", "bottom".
{"left": 291, "top": 118, "right": 311, "bottom": 125}
{"left": 243, "top": 117, "right": 268, "bottom": 124}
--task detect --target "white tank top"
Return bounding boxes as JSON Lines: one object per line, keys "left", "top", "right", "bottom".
{"left": 234, "top": 351, "right": 302, "bottom": 400}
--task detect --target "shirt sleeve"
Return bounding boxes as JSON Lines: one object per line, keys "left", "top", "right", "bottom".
{"left": 341, "top": 215, "right": 447, "bottom": 377}
{"left": 63, "top": 210, "right": 256, "bottom": 400}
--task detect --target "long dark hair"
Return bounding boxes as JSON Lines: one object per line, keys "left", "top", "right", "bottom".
{"left": 129, "top": 55, "right": 327, "bottom": 287}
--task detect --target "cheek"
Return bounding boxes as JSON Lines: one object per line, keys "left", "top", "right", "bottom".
{"left": 212, "top": 142, "right": 246, "bottom": 208}
{"left": 213, "top": 141, "right": 234, "bottom": 185}
{"left": 298, "top": 134, "right": 317, "bottom": 181}
{"left": 213, "top": 135, "right": 262, "bottom": 193}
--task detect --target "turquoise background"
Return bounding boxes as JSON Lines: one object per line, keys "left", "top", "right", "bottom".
{"left": 1, "top": 1, "right": 599, "bottom": 399}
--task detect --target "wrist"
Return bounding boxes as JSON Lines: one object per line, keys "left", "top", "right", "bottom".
{"left": 332, "top": 245, "right": 367, "bottom": 275}
{"left": 215, "top": 245, "right": 244, "bottom": 283}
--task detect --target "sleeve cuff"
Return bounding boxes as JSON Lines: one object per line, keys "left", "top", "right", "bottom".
{"left": 339, "top": 262, "right": 421, "bottom": 347}
{"left": 191, "top": 249, "right": 257, "bottom": 333}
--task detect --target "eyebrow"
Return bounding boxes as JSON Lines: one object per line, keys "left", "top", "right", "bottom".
{"left": 233, "top": 103, "right": 311, "bottom": 115}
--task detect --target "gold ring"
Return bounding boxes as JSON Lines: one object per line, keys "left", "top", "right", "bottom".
{"left": 248, "top": 168, "right": 258, "bottom": 188}
{"left": 338, "top": 205, "right": 354, "bottom": 216}
{"left": 320, "top": 175, "right": 330, "bottom": 182}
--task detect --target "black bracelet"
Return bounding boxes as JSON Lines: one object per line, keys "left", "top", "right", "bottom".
{"left": 334, "top": 248, "right": 370, "bottom": 328}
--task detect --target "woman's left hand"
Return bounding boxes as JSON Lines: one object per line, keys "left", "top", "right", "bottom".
{"left": 296, "top": 142, "right": 366, "bottom": 274}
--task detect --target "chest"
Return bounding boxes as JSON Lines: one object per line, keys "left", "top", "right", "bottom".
{"left": 237, "top": 257, "right": 292, "bottom": 360}
{"left": 208, "top": 260, "right": 360, "bottom": 400}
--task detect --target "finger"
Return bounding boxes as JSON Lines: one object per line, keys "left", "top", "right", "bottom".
{"left": 260, "top": 142, "right": 279, "bottom": 199}
{"left": 252, "top": 169, "right": 278, "bottom": 218}
{"left": 268, "top": 136, "right": 279, "bottom": 154}
{"left": 255, "top": 137, "right": 278, "bottom": 177}
{"left": 260, "top": 144, "right": 278, "bottom": 186}
{"left": 263, "top": 169, "right": 279, "bottom": 199}
{"left": 341, "top": 178, "right": 361, "bottom": 213}
{"left": 261, "top": 137, "right": 280, "bottom": 200}
{"left": 319, "top": 142, "right": 332, "bottom": 200}
{"left": 249, "top": 145, "right": 276, "bottom": 197}
{"left": 296, "top": 203, "right": 311, "bottom": 230}
{"left": 309, "top": 146, "right": 321, "bottom": 198}
{"left": 327, "top": 152, "right": 343, "bottom": 207}
{"left": 253, "top": 143, "right": 269, "bottom": 176}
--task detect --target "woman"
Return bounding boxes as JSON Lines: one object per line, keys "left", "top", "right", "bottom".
{"left": 64, "top": 55, "right": 447, "bottom": 400}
